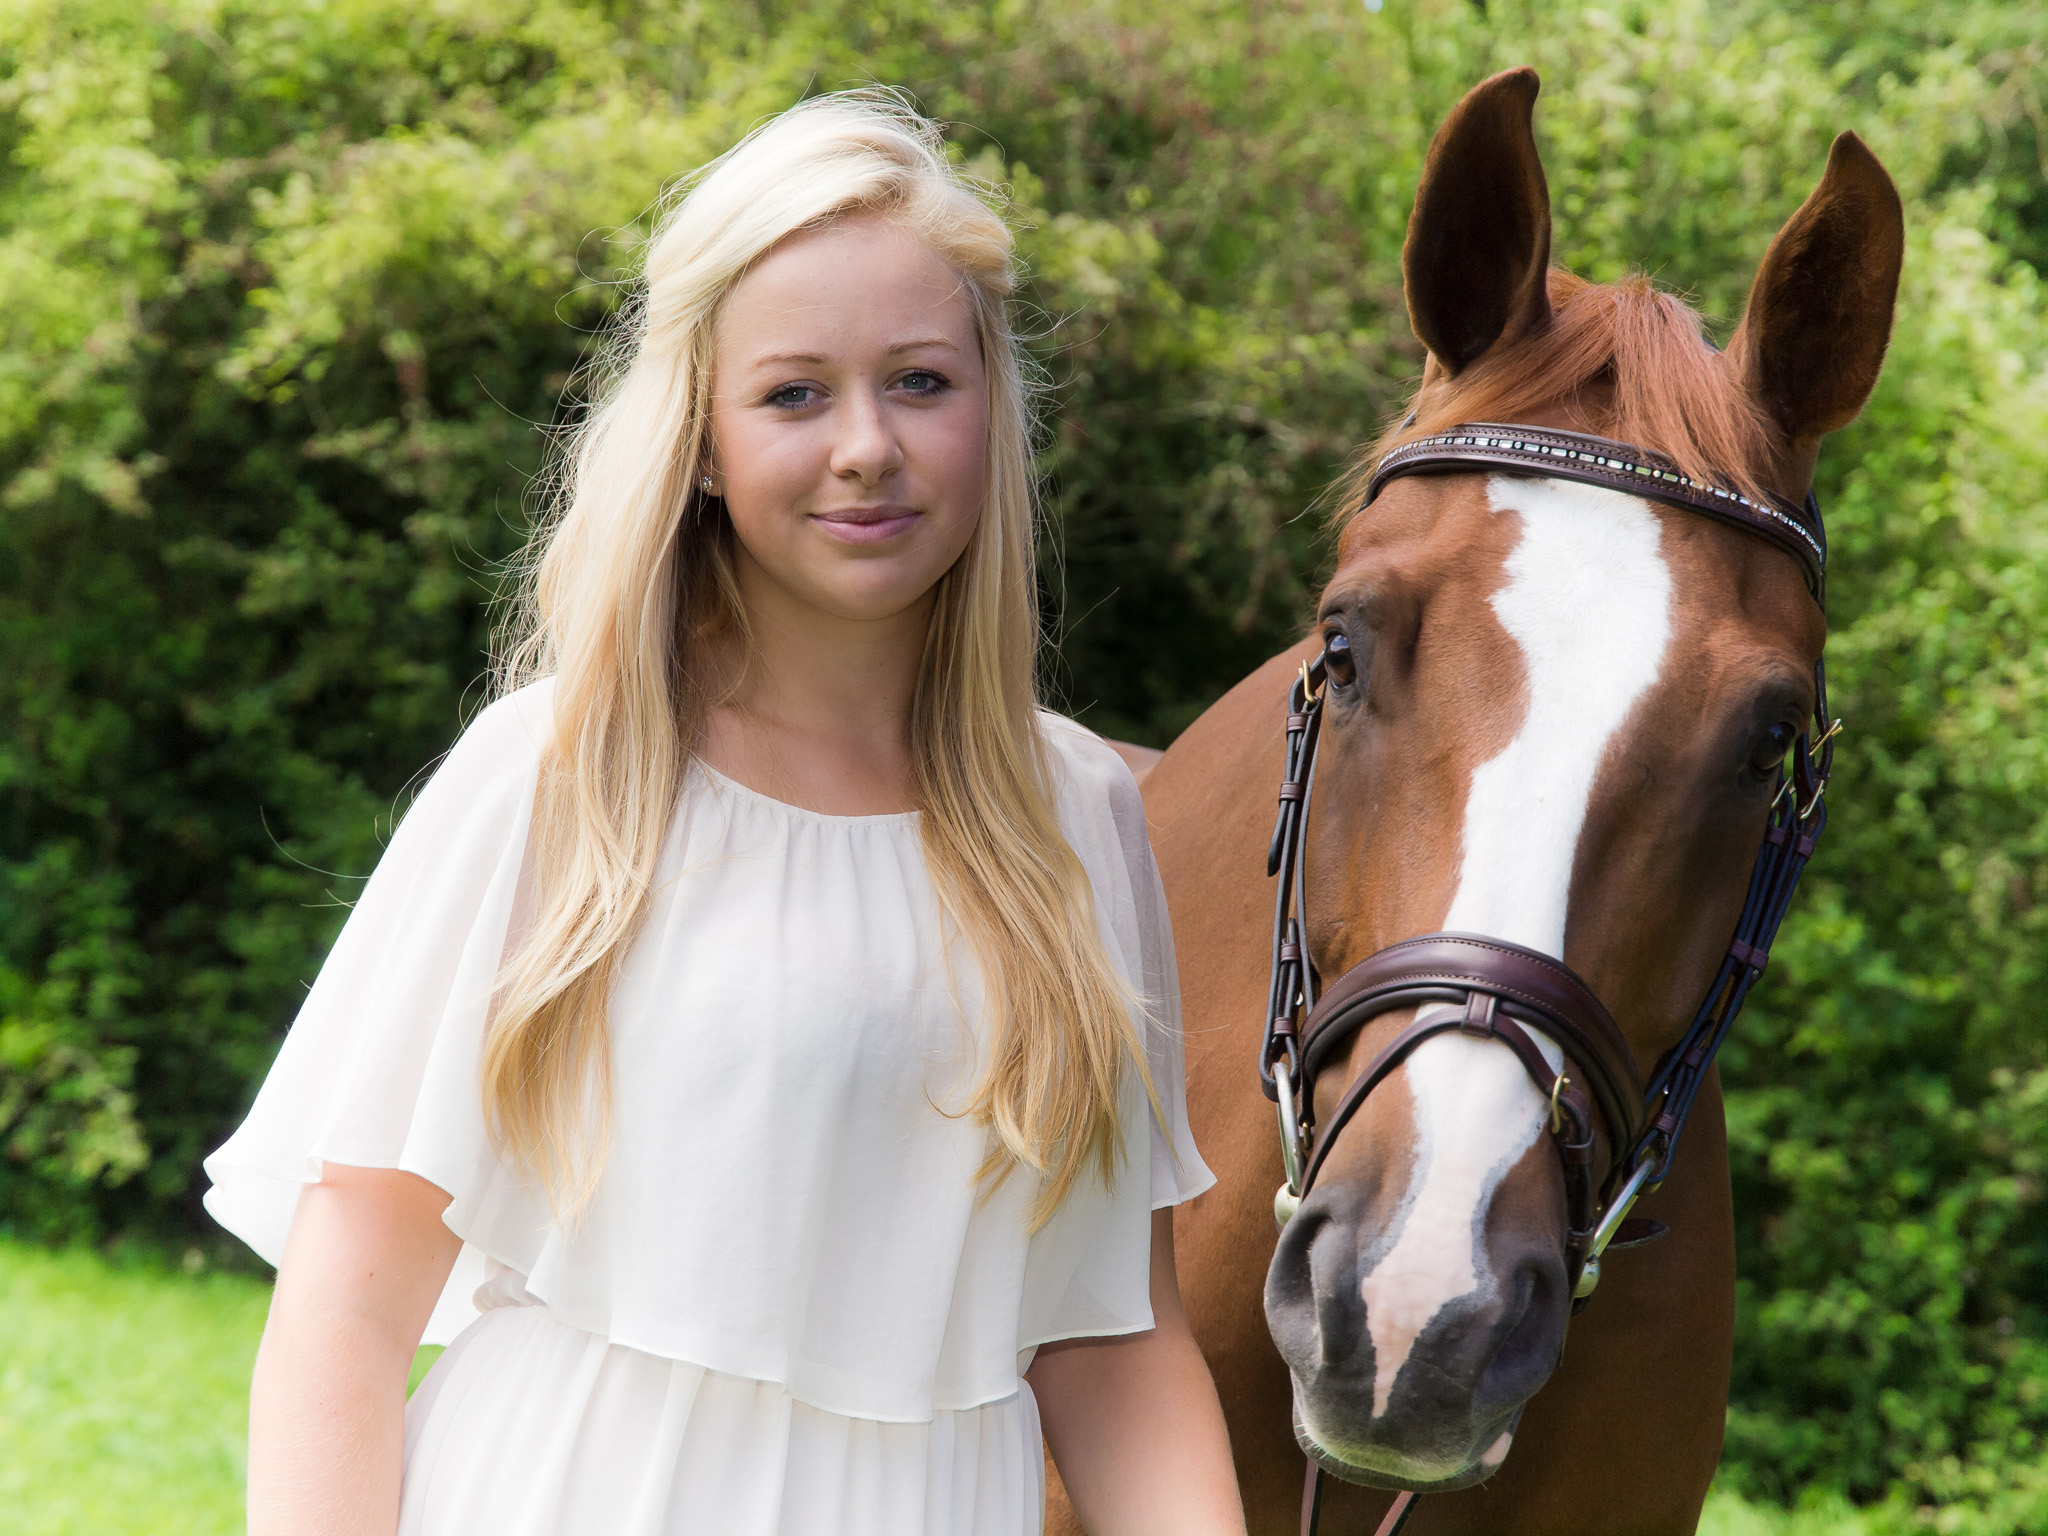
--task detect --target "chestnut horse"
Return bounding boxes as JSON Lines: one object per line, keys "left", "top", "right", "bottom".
{"left": 1064, "top": 69, "right": 1902, "bottom": 1536}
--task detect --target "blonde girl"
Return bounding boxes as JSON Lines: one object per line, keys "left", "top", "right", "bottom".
{"left": 205, "top": 91, "right": 1245, "bottom": 1535}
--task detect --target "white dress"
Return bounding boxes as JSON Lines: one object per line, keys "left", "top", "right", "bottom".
{"left": 203, "top": 680, "right": 1213, "bottom": 1536}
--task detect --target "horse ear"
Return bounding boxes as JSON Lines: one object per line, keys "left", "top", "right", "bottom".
{"left": 1403, "top": 67, "right": 1553, "bottom": 376}
{"left": 1729, "top": 133, "right": 1904, "bottom": 443}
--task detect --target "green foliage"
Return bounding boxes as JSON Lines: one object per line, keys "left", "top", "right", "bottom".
{"left": 0, "top": 0, "right": 2043, "bottom": 1519}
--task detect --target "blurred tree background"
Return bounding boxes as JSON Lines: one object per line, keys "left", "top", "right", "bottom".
{"left": 1, "top": 0, "right": 2044, "bottom": 1524}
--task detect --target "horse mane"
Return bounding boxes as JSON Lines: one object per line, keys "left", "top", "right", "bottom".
{"left": 1342, "top": 269, "right": 1775, "bottom": 522}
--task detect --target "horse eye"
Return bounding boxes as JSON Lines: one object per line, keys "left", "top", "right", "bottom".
{"left": 1322, "top": 632, "right": 1355, "bottom": 688}
{"left": 1749, "top": 720, "right": 1798, "bottom": 777}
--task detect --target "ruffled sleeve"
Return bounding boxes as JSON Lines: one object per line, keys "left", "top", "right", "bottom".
{"left": 202, "top": 682, "right": 556, "bottom": 1344}
{"left": 1112, "top": 751, "right": 1215, "bottom": 1212}
{"left": 1014, "top": 716, "right": 1214, "bottom": 1350}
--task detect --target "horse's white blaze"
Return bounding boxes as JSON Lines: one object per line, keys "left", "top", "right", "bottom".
{"left": 1443, "top": 478, "right": 1674, "bottom": 951}
{"left": 1359, "top": 1025, "right": 1553, "bottom": 1418}
{"left": 1360, "top": 477, "right": 1673, "bottom": 1421}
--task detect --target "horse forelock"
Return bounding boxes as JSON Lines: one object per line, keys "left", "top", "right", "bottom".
{"left": 1338, "top": 268, "right": 1779, "bottom": 521}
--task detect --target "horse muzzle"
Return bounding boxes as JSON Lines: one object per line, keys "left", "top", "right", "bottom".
{"left": 1265, "top": 1182, "right": 1569, "bottom": 1490}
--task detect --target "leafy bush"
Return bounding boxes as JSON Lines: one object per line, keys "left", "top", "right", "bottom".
{"left": 1, "top": 0, "right": 2043, "bottom": 1517}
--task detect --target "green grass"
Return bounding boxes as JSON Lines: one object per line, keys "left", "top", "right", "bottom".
{"left": 0, "top": 1238, "right": 1907, "bottom": 1535}
{"left": 0, "top": 1241, "right": 438, "bottom": 1536}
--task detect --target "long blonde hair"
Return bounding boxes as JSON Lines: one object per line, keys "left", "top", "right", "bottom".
{"left": 490, "top": 91, "right": 1152, "bottom": 1227}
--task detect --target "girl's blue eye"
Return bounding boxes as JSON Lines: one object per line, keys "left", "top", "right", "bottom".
{"left": 899, "top": 370, "right": 948, "bottom": 395}
{"left": 767, "top": 384, "right": 817, "bottom": 409}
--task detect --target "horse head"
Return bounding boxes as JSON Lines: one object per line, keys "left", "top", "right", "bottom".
{"left": 1260, "top": 67, "right": 1901, "bottom": 1494}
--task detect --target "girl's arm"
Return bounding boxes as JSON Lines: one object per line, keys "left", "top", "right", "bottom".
{"left": 248, "top": 1163, "right": 461, "bottom": 1536}
{"left": 1028, "top": 1209, "right": 1248, "bottom": 1535}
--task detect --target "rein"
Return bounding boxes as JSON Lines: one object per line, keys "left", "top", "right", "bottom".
{"left": 1263, "top": 424, "right": 1838, "bottom": 1536}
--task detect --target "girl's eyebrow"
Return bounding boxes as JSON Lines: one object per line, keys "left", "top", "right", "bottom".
{"left": 746, "top": 336, "right": 964, "bottom": 368}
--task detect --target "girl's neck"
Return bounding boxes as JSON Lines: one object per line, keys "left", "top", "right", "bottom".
{"left": 694, "top": 557, "right": 935, "bottom": 817}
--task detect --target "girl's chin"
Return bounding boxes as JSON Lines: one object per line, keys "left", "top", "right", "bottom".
{"left": 757, "top": 563, "right": 955, "bottom": 627}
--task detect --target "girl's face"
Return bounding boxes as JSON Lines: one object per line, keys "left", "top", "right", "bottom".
{"left": 707, "top": 215, "right": 990, "bottom": 629}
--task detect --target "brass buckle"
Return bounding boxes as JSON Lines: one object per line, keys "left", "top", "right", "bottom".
{"left": 1772, "top": 716, "right": 1844, "bottom": 818}
{"left": 1798, "top": 718, "right": 1844, "bottom": 818}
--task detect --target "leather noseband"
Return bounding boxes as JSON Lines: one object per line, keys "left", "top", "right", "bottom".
{"left": 1295, "top": 933, "right": 1645, "bottom": 1283}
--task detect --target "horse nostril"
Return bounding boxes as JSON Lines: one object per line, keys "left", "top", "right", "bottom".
{"left": 1268, "top": 1205, "right": 1319, "bottom": 1296}
{"left": 1478, "top": 1249, "right": 1569, "bottom": 1410}
{"left": 1264, "top": 1196, "right": 1353, "bottom": 1370}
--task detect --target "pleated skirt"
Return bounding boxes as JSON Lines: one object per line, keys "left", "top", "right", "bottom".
{"left": 400, "top": 1302, "right": 1046, "bottom": 1536}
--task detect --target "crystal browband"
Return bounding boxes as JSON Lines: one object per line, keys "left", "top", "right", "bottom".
{"left": 1364, "top": 424, "right": 1826, "bottom": 599}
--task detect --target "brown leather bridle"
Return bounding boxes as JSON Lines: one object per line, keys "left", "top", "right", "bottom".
{"left": 1264, "top": 424, "right": 1839, "bottom": 1536}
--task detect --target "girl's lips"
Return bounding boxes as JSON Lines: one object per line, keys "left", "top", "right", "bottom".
{"left": 809, "top": 508, "right": 921, "bottom": 545}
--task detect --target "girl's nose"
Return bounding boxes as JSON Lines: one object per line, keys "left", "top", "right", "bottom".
{"left": 829, "top": 389, "right": 907, "bottom": 487}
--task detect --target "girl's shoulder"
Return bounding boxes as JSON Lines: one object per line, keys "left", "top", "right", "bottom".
{"left": 1036, "top": 710, "right": 1144, "bottom": 824}
{"left": 383, "top": 679, "right": 557, "bottom": 849}
{"left": 437, "top": 678, "right": 558, "bottom": 782}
